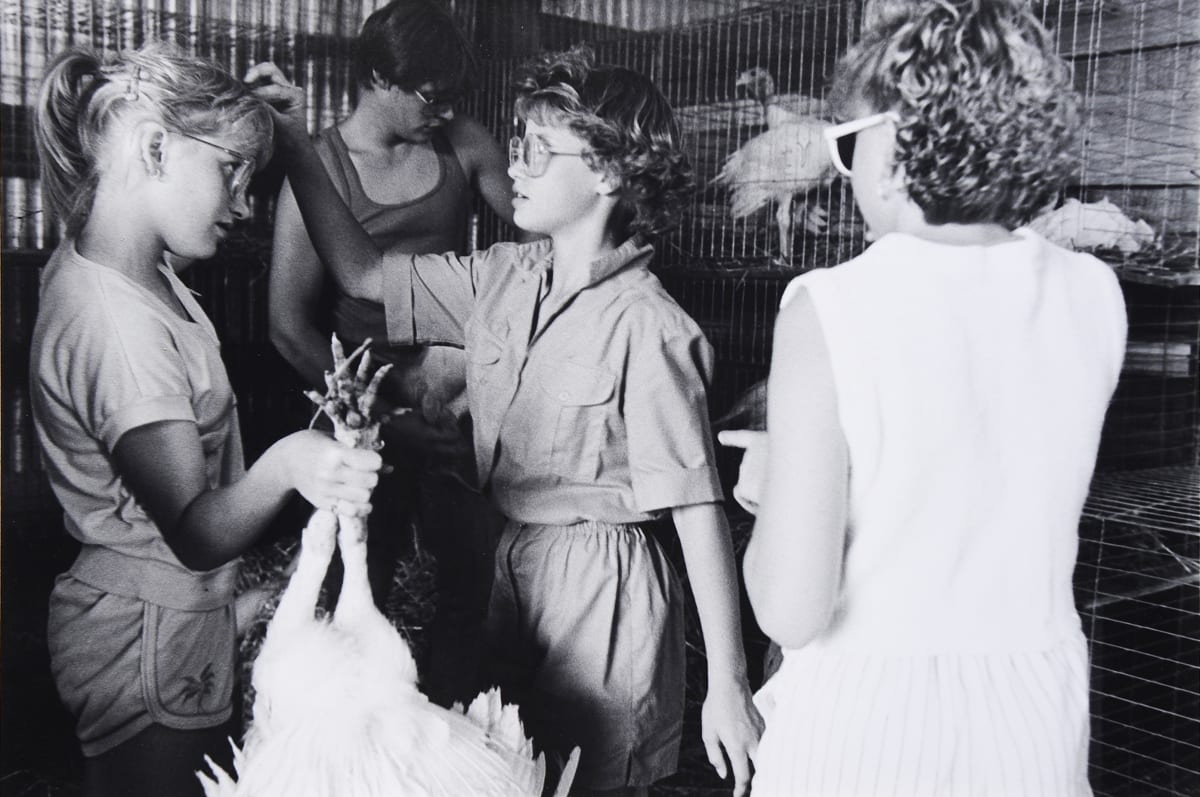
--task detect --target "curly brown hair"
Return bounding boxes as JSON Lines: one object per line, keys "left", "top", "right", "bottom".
{"left": 830, "top": 0, "right": 1079, "bottom": 229}
{"left": 512, "top": 46, "right": 695, "bottom": 239}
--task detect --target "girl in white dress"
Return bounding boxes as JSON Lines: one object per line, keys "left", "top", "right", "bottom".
{"left": 721, "top": 1, "right": 1127, "bottom": 794}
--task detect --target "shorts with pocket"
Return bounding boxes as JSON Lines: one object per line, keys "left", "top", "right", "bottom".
{"left": 485, "top": 519, "right": 686, "bottom": 790}
{"left": 48, "top": 570, "right": 237, "bottom": 756}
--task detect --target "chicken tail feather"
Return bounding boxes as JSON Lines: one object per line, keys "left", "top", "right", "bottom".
{"left": 551, "top": 747, "right": 582, "bottom": 797}
{"left": 196, "top": 748, "right": 239, "bottom": 797}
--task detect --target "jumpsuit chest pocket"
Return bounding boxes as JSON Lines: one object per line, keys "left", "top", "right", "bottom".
{"left": 466, "top": 325, "right": 505, "bottom": 393}
{"left": 536, "top": 361, "right": 616, "bottom": 481}
{"left": 466, "top": 324, "right": 508, "bottom": 457}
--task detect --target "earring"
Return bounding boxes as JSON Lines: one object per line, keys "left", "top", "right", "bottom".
{"left": 150, "top": 166, "right": 163, "bottom": 178}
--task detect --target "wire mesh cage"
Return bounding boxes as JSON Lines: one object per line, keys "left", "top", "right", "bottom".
{"left": 0, "top": 1, "right": 1197, "bottom": 794}
{"left": 1076, "top": 466, "right": 1199, "bottom": 796}
{"left": 1036, "top": 0, "right": 1200, "bottom": 285}
{"left": 460, "top": 0, "right": 1199, "bottom": 272}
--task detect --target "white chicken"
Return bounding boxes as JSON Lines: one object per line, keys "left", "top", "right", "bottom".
{"left": 1027, "top": 196, "right": 1157, "bottom": 254}
{"left": 712, "top": 68, "right": 836, "bottom": 264}
{"left": 198, "top": 336, "right": 577, "bottom": 797}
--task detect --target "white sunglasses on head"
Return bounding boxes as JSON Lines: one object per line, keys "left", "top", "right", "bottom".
{"left": 823, "top": 111, "right": 900, "bottom": 177}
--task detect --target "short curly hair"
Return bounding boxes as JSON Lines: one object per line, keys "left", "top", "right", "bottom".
{"left": 830, "top": 0, "right": 1079, "bottom": 229}
{"left": 512, "top": 46, "right": 695, "bottom": 239}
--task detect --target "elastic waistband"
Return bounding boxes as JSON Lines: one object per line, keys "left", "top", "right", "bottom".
{"left": 69, "top": 545, "right": 237, "bottom": 611}
{"left": 506, "top": 518, "right": 664, "bottom": 536}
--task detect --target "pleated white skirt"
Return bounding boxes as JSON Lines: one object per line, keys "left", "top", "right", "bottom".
{"left": 751, "top": 634, "right": 1093, "bottom": 796}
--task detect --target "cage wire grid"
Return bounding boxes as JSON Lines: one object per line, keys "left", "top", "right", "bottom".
{"left": 1, "top": 1, "right": 1198, "bottom": 795}
{"left": 1077, "top": 466, "right": 1199, "bottom": 796}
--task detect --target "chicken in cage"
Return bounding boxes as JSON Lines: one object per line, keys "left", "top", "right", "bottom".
{"left": 710, "top": 67, "right": 836, "bottom": 265}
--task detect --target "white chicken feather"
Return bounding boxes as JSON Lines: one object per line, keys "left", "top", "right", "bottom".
{"left": 712, "top": 68, "right": 836, "bottom": 263}
{"left": 199, "top": 337, "right": 577, "bottom": 797}
{"left": 1027, "top": 197, "right": 1156, "bottom": 254}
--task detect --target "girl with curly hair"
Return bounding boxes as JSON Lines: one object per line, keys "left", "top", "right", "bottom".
{"left": 249, "top": 46, "right": 762, "bottom": 797}
{"left": 31, "top": 42, "right": 381, "bottom": 796}
{"left": 720, "top": 1, "right": 1125, "bottom": 794}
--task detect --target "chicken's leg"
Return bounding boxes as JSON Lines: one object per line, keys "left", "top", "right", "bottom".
{"left": 797, "top": 201, "right": 828, "bottom": 235}
{"left": 775, "top": 195, "right": 795, "bottom": 263}
{"left": 303, "top": 335, "right": 397, "bottom": 626}
{"left": 268, "top": 509, "right": 338, "bottom": 634}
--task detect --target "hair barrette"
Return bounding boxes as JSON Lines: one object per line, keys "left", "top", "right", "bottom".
{"left": 124, "top": 66, "right": 141, "bottom": 102}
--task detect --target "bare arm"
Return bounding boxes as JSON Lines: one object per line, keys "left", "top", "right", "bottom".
{"left": 248, "top": 64, "right": 383, "bottom": 301}
{"left": 448, "top": 115, "right": 517, "bottom": 228}
{"left": 114, "top": 422, "right": 381, "bottom": 571}
{"left": 742, "top": 288, "right": 848, "bottom": 649}
{"left": 448, "top": 115, "right": 544, "bottom": 246}
{"left": 282, "top": 134, "right": 384, "bottom": 302}
{"left": 270, "top": 174, "right": 466, "bottom": 453}
{"left": 269, "top": 178, "right": 337, "bottom": 387}
{"left": 250, "top": 64, "right": 478, "bottom": 342}
{"left": 673, "top": 501, "right": 763, "bottom": 797}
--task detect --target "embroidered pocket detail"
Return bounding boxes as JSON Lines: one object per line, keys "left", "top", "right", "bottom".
{"left": 180, "top": 662, "right": 218, "bottom": 712}
{"left": 140, "top": 602, "right": 235, "bottom": 727}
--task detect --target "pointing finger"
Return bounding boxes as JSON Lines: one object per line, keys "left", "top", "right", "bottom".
{"left": 718, "top": 429, "right": 759, "bottom": 450}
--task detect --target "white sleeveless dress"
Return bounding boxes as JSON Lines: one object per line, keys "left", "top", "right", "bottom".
{"left": 751, "top": 230, "right": 1127, "bottom": 796}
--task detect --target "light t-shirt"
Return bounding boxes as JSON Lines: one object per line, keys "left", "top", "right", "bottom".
{"left": 30, "top": 244, "right": 244, "bottom": 574}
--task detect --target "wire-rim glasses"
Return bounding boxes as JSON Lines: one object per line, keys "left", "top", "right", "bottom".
{"left": 413, "top": 88, "right": 459, "bottom": 116}
{"left": 176, "top": 131, "right": 256, "bottom": 199}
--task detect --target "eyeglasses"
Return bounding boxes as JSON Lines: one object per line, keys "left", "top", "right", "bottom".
{"left": 177, "top": 131, "right": 256, "bottom": 199}
{"left": 412, "top": 88, "right": 459, "bottom": 116}
{"left": 823, "top": 112, "right": 900, "bottom": 177}
{"left": 508, "top": 135, "right": 586, "bottom": 178}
